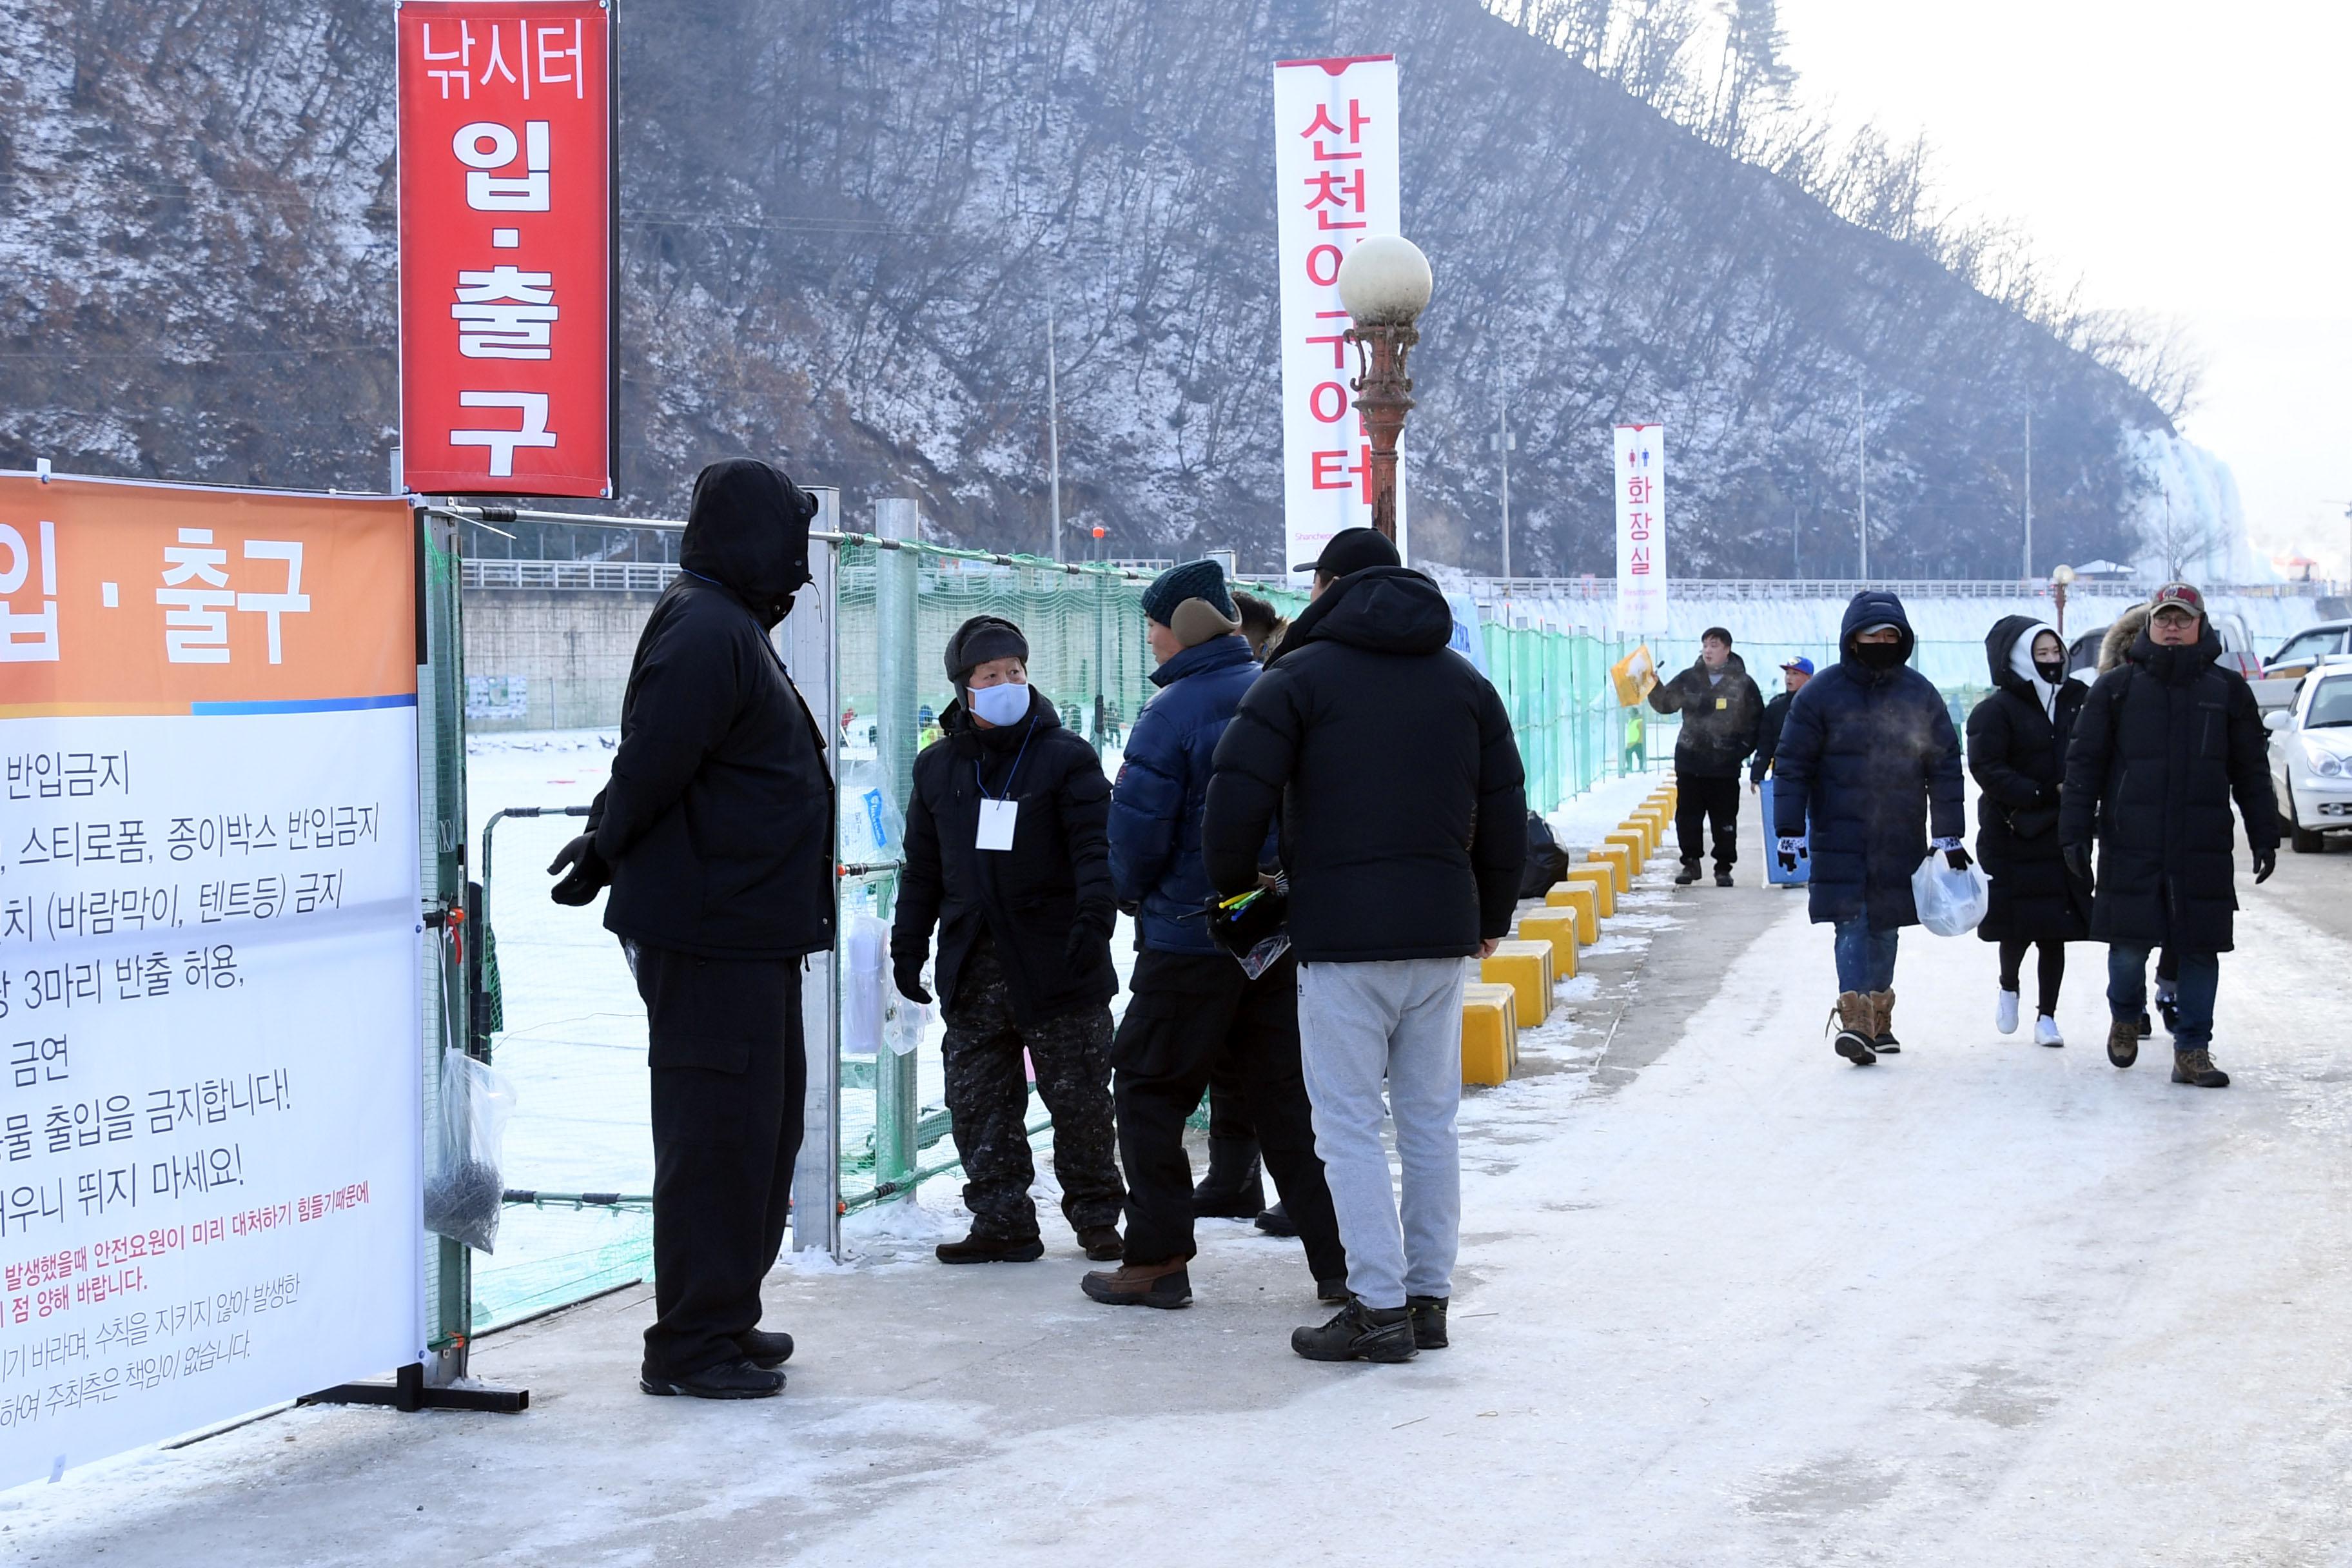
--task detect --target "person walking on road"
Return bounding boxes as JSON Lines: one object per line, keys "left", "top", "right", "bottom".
{"left": 890, "top": 615, "right": 1127, "bottom": 1262}
{"left": 1967, "top": 617, "right": 2090, "bottom": 1046}
{"left": 1769, "top": 591, "right": 1967, "bottom": 1065}
{"left": 1749, "top": 657, "right": 1812, "bottom": 792}
{"left": 1649, "top": 627, "right": 1764, "bottom": 885}
{"left": 547, "top": 459, "right": 830, "bottom": 1401}
{"left": 1204, "top": 528, "right": 1525, "bottom": 1364}
{"left": 1083, "top": 561, "right": 1347, "bottom": 1311}
{"left": 2059, "top": 582, "right": 2277, "bottom": 1087}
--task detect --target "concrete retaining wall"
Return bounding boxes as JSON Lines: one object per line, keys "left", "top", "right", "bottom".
{"left": 461, "top": 588, "right": 659, "bottom": 733}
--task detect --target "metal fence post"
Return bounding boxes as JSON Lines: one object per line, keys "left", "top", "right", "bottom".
{"left": 870, "top": 499, "right": 920, "bottom": 1202}
{"left": 787, "top": 491, "right": 843, "bottom": 1258}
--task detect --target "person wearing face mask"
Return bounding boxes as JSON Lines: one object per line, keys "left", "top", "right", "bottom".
{"left": 1769, "top": 591, "right": 1967, "bottom": 1065}
{"left": 2059, "top": 582, "right": 2277, "bottom": 1088}
{"left": 545, "top": 458, "right": 831, "bottom": 1401}
{"left": 890, "top": 615, "right": 1126, "bottom": 1264}
{"left": 1966, "top": 618, "right": 2090, "bottom": 1046}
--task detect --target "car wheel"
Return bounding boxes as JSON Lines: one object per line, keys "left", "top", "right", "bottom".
{"left": 2288, "top": 785, "right": 2327, "bottom": 854}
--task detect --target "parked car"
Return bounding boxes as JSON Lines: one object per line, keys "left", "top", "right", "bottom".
{"left": 2251, "top": 619, "right": 2352, "bottom": 713}
{"left": 2265, "top": 654, "right": 2352, "bottom": 852}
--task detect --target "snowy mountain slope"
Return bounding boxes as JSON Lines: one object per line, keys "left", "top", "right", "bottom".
{"left": 1, "top": 0, "right": 2174, "bottom": 576}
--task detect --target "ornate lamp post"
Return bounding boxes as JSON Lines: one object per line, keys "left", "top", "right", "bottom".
{"left": 2050, "top": 562, "right": 2076, "bottom": 638}
{"left": 1336, "top": 235, "right": 1434, "bottom": 544}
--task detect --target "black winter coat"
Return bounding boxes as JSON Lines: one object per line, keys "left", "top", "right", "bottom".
{"left": 1648, "top": 653, "right": 1765, "bottom": 778}
{"left": 1770, "top": 591, "right": 1966, "bottom": 930}
{"left": 1750, "top": 689, "right": 1794, "bottom": 784}
{"left": 591, "top": 461, "right": 834, "bottom": 961}
{"left": 1202, "top": 565, "right": 1526, "bottom": 961}
{"left": 2059, "top": 623, "right": 2278, "bottom": 953}
{"left": 892, "top": 689, "right": 1117, "bottom": 1025}
{"left": 1966, "top": 616, "right": 2089, "bottom": 945}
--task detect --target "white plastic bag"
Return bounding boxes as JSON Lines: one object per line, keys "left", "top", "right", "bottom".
{"left": 423, "top": 1048, "right": 516, "bottom": 1255}
{"left": 1910, "top": 852, "right": 1990, "bottom": 937}
{"left": 842, "top": 912, "right": 889, "bottom": 1057}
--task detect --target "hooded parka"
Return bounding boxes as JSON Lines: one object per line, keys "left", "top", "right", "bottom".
{"left": 1201, "top": 565, "right": 1525, "bottom": 960}
{"left": 589, "top": 459, "right": 834, "bottom": 960}
{"left": 1770, "top": 591, "right": 1966, "bottom": 930}
{"left": 1966, "top": 616, "right": 2090, "bottom": 944}
{"left": 2058, "top": 618, "right": 2278, "bottom": 953}
{"left": 892, "top": 687, "right": 1118, "bottom": 1026}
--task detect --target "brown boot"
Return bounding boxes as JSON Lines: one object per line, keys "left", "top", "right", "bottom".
{"left": 2106, "top": 1016, "right": 2139, "bottom": 1069}
{"left": 1869, "top": 990, "right": 1900, "bottom": 1053}
{"left": 2170, "top": 1048, "right": 2230, "bottom": 1088}
{"left": 1830, "top": 992, "right": 1877, "bottom": 1065}
{"left": 1080, "top": 1258, "right": 1192, "bottom": 1309}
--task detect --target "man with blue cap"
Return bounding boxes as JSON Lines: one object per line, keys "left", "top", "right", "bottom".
{"left": 1749, "top": 656, "right": 1813, "bottom": 793}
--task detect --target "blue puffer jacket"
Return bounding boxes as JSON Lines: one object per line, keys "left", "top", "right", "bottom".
{"left": 1109, "top": 635, "right": 1263, "bottom": 953}
{"left": 1770, "top": 591, "right": 1966, "bottom": 930}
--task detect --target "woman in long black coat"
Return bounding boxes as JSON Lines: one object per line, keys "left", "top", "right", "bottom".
{"left": 1966, "top": 616, "right": 2089, "bottom": 1045}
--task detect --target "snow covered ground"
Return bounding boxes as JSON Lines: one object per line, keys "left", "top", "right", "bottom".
{"left": 15, "top": 790, "right": 2351, "bottom": 1563}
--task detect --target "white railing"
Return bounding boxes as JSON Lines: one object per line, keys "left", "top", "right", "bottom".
{"left": 1473, "top": 577, "right": 2320, "bottom": 603}
{"left": 462, "top": 559, "right": 679, "bottom": 592}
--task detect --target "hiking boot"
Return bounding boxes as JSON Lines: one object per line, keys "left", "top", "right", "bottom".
{"left": 1830, "top": 992, "right": 1877, "bottom": 1066}
{"left": 1191, "top": 1136, "right": 1266, "bottom": 1219}
{"left": 732, "top": 1329, "right": 794, "bottom": 1369}
{"left": 2136, "top": 1010, "right": 2153, "bottom": 1039}
{"left": 1674, "top": 861, "right": 1701, "bottom": 886}
{"left": 2171, "top": 1049, "right": 2230, "bottom": 1088}
{"left": 1075, "top": 1224, "right": 1124, "bottom": 1262}
{"left": 1080, "top": 1259, "right": 1192, "bottom": 1309}
{"left": 2106, "top": 1017, "right": 2140, "bottom": 1069}
{"left": 1316, "top": 1275, "right": 1351, "bottom": 1304}
{"left": 1714, "top": 870, "right": 1735, "bottom": 887}
{"left": 640, "top": 1357, "right": 785, "bottom": 1400}
{"left": 1869, "top": 990, "right": 1900, "bottom": 1053}
{"left": 1255, "top": 1202, "right": 1298, "bottom": 1237}
{"left": 1407, "top": 1295, "right": 1449, "bottom": 1349}
{"left": 1291, "top": 1300, "right": 1418, "bottom": 1364}
{"left": 936, "top": 1230, "right": 1044, "bottom": 1264}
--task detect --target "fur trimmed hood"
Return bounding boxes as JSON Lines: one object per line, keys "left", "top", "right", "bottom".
{"left": 2098, "top": 604, "right": 2151, "bottom": 673}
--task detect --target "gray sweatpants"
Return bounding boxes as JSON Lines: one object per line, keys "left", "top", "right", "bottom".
{"left": 1297, "top": 957, "right": 1467, "bottom": 1310}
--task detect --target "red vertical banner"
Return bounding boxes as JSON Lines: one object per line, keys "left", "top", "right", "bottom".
{"left": 397, "top": 1, "right": 615, "bottom": 498}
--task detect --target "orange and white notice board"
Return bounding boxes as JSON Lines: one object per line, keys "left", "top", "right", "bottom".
{"left": 0, "top": 474, "right": 424, "bottom": 1483}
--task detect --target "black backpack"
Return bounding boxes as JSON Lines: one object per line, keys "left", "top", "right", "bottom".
{"left": 1519, "top": 810, "right": 1571, "bottom": 899}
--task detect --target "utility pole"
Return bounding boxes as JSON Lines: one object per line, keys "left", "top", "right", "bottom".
{"left": 1046, "top": 307, "right": 1063, "bottom": 563}
{"left": 2023, "top": 404, "right": 2034, "bottom": 580}
{"left": 1857, "top": 387, "right": 1869, "bottom": 582}
{"left": 1491, "top": 375, "right": 1516, "bottom": 578}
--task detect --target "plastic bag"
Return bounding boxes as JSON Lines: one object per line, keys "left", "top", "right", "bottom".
{"left": 423, "top": 1048, "right": 516, "bottom": 1255}
{"left": 1610, "top": 644, "right": 1658, "bottom": 707}
{"left": 842, "top": 912, "right": 889, "bottom": 1057}
{"left": 837, "top": 758, "right": 905, "bottom": 869}
{"left": 1207, "top": 881, "right": 1291, "bottom": 980}
{"left": 1910, "top": 852, "right": 1990, "bottom": 937}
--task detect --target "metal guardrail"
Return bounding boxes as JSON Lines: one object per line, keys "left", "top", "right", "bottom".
{"left": 462, "top": 558, "right": 680, "bottom": 591}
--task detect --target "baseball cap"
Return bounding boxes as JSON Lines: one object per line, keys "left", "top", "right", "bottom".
{"left": 1780, "top": 656, "right": 1814, "bottom": 675}
{"left": 1291, "top": 527, "right": 1401, "bottom": 580}
{"left": 2149, "top": 581, "right": 2206, "bottom": 619}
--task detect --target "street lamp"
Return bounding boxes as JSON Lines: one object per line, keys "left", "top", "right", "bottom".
{"left": 2050, "top": 562, "right": 2076, "bottom": 638}
{"left": 1337, "top": 235, "right": 1434, "bottom": 544}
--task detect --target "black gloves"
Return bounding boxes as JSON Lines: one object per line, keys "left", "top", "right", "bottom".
{"left": 547, "top": 834, "right": 610, "bottom": 906}
{"left": 2062, "top": 842, "right": 2093, "bottom": 891}
{"left": 1944, "top": 846, "right": 1972, "bottom": 873}
{"left": 893, "top": 956, "right": 932, "bottom": 1006}
{"left": 1064, "top": 914, "right": 1112, "bottom": 975}
{"left": 2253, "top": 849, "right": 2276, "bottom": 885}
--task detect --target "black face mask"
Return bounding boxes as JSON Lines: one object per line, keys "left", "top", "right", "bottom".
{"left": 1854, "top": 641, "right": 1906, "bottom": 671}
{"left": 2033, "top": 658, "right": 2066, "bottom": 685}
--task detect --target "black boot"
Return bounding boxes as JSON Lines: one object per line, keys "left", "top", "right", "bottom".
{"left": 640, "top": 1357, "right": 785, "bottom": 1399}
{"left": 1074, "top": 1224, "right": 1124, "bottom": 1262}
{"left": 1255, "top": 1201, "right": 1298, "bottom": 1237}
{"left": 1191, "top": 1136, "right": 1266, "bottom": 1219}
{"left": 1714, "top": 868, "right": 1735, "bottom": 887}
{"left": 1292, "top": 1300, "right": 1417, "bottom": 1363}
{"left": 1316, "top": 1275, "right": 1350, "bottom": 1303}
{"left": 936, "top": 1229, "right": 1044, "bottom": 1264}
{"left": 1674, "top": 861, "right": 1701, "bottom": 886}
{"left": 732, "top": 1329, "right": 794, "bottom": 1369}
{"left": 1407, "top": 1295, "right": 1449, "bottom": 1349}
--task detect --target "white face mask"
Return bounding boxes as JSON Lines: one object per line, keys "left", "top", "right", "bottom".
{"left": 968, "top": 680, "right": 1031, "bottom": 727}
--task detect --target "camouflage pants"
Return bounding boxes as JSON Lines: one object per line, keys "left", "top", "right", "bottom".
{"left": 941, "top": 937, "right": 1124, "bottom": 1239}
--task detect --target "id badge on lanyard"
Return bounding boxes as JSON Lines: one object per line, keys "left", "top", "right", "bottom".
{"left": 977, "top": 798, "right": 1017, "bottom": 852}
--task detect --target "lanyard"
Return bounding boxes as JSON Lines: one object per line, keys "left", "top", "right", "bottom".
{"left": 974, "top": 714, "right": 1038, "bottom": 802}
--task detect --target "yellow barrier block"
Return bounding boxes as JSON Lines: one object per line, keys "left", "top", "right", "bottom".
{"left": 1460, "top": 982, "right": 1519, "bottom": 1086}
{"left": 1516, "top": 910, "right": 1580, "bottom": 977}
{"left": 1589, "top": 843, "right": 1633, "bottom": 893}
{"left": 1543, "top": 883, "right": 1599, "bottom": 944}
{"left": 1606, "top": 828, "right": 1647, "bottom": 865}
{"left": 1563, "top": 863, "right": 1616, "bottom": 919}
{"left": 1480, "top": 939, "right": 1553, "bottom": 1026}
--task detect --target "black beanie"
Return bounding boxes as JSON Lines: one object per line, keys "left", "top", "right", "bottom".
{"left": 1140, "top": 559, "right": 1236, "bottom": 627}
{"left": 945, "top": 615, "right": 1028, "bottom": 686}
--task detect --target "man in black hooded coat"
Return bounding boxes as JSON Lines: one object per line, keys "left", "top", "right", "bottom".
{"left": 547, "top": 458, "right": 832, "bottom": 1400}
